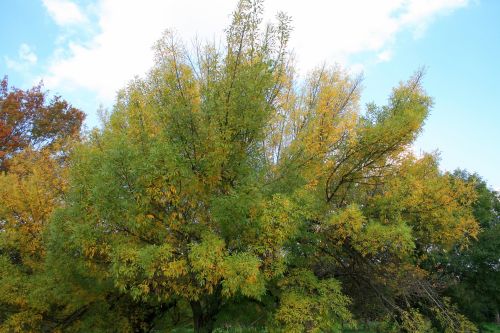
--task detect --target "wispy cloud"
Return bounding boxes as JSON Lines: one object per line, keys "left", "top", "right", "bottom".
{"left": 263, "top": 0, "right": 468, "bottom": 67}
{"left": 41, "top": 0, "right": 470, "bottom": 105}
{"left": 4, "top": 43, "right": 38, "bottom": 72}
{"left": 377, "top": 50, "right": 393, "bottom": 63}
{"left": 42, "top": 0, "right": 87, "bottom": 26}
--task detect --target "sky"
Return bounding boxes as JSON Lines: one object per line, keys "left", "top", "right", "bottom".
{"left": 1, "top": 0, "right": 499, "bottom": 189}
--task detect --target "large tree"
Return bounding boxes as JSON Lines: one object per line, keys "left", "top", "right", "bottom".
{"left": 46, "top": 1, "right": 480, "bottom": 332}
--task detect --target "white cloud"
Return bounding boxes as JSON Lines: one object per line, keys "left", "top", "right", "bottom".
{"left": 5, "top": 43, "right": 38, "bottom": 72}
{"left": 377, "top": 50, "right": 393, "bottom": 63}
{"left": 44, "top": 0, "right": 235, "bottom": 101}
{"left": 19, "top": 44, "right": 38, "bottom": 65}
{"left": 348, "top": 63, "right": 365, "bottom": 76}
{"left": 262, "top": 0, "right": 468, "bottom": 68}
{"left": 42, "top": 0, "right": 87, "bottom": 25}
{"left": 398, "top": 0, "right": 469, "bottom": 36}
{"left": 42, "top": 0, "right": 469, "bottom": 107}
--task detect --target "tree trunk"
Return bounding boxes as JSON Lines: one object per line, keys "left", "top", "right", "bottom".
{"left": 190, "top": 300, "right": 215, "bottom": 333}
{"left": 495, "top": 309, "right": 500, "bottom": 325}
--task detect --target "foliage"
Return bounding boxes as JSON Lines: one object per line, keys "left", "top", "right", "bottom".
{"left": 0, "top": 1, "right": 490, "bottom": 332}
{"left": 443, "top": 172, "right": 500, "bottom": 324}
{"left": 0, "top": 77, "right": 84, "bottom": 171}
{"left": 0, "top": 77, "right": 85, "bottom": 331}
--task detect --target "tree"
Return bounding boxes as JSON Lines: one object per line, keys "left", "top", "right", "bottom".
{"left": 47, "top": 1, "right": 479, "bottom": 332}
{"left": 0, "top": 78, "right": 89, "bottom": 332}
{"left": 0, "top": 146, "right": 154, "bottom": 333}
{"left": 0, "top": 147, "right": 68, "bottom": 331}
{"left": 0, "top": 77, "right": 87, "bottom": 331}
{"left": 0, "top": 76, "right": 84, "bottom": 171}
{"left": 316, "top": 154, "right": 479, "bottom": 332}
{"left": 444, "top": 172, "right": 500, "bottom": 325}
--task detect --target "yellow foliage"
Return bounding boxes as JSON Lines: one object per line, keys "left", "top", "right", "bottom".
{"left": 0, "top": 148, "right": 67, "bottom": 268}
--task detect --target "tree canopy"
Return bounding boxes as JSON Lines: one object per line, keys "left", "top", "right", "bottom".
{"left": 0, "top": 77, "right": 84, "bottom": 171}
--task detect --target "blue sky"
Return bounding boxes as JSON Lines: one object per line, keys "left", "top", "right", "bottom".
{"left": 1, "top": 0, "right": 499, "bottom": 189}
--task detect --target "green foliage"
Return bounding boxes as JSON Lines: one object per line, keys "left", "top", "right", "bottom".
{"left": 274, "top": 269, "right": 352, "bottom": 332}
{"left": 444, "top": 172, "right": 500, "bottom": 324}
{"left": 0, "top": 1, "right": 488, "bottom": 332}
{"left": 222, "top": 252, "right": 265, "bottom": 299}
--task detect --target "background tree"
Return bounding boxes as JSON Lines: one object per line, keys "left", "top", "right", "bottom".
{"left": 0, "top": 78, "right": 88, "bottom": 331}
{"left": 443, "top": 172, "right": 500, "bottom": 325}
{"left": 0, "top": 76, "right": 84, "bottom": 171}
